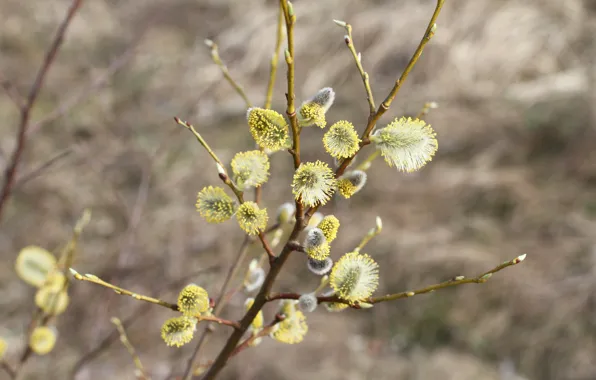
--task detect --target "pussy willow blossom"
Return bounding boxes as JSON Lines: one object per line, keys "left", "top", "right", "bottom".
{"left": 177, "top": 284, "right": 210, "bottom": 316}
{"left": 307, "top": 257, "right": 333, "bottom": 275}
{"left": 337, "top": 170, "right": 367, "bottom": 199}
{"left": 196, "top": 186, "right": 235, "bottom": 223}
{"left": 244, "top": 259, "right": 265, "bottom": 292}
{"left": 29, "top": 326, "right": 57, "bottom": 355}
{"left": 236, "top": 201, "right": 268, "bottom": 235}
{"left": 15, "top": 245, "right": 57, "bottom": 287}
{"left": 330, "top": 251, "right": 379, "bottom": 304}
{"left": 244, "top": 298, "right": 264, "bottom": 330}
{"left": 246, "top": 108, "right": 289, "bottom": 151}
{"left": 276, "top": 202, "right": 296, "bottom": 224}
{"left": 370, "top": 117, "right": 438, "bottom": 172}
{"left": 297, "top": 87, "right": 335, "bottom": 128}
{"left": 298, "top": 293, "right": 318, "bottom": 313}
{"left": 271, "top": 301, "right": 309, "bottom": 344}
{"left": 317, "top": 215, "right": 340, "bottom": 243}
{"left": 303, "top": 228, "right": 330, "bottom": 260}
{"left": 161, "top": 316, "right": 197, "bottom": 347}
{"left": 231, "top": 150, "right": 270, "bottom": 189}
{"left": 305, "top": 212, "right": 324, "bottom": 231}
{"left": 323, "top": 120, "right": 361, "bottom": 159}
{"left": 292, "top": 161, "right": 336, "bottom": 207}
{"left": 44, "top": 271, "right": 66, "bottom": 291}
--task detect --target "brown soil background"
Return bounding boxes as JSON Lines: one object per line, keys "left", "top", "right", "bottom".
{"left": 1, "top": 0, "right": 596, "bottom": 379}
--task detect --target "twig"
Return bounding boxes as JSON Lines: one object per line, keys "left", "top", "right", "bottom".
{"left": 0, "top": 0, "right": 85, "bottom": 222}
{"left": 111, "top": 317, "right": 151, "bottom": 380}
{"left": 333, "top": 20, "right": 376, "bottom": 115}
{"left": 13, "top": 148, "right": 73, "bottom": 189}
{"left": 415, "top": 101, "right": 438, "bottom": 119}
{"left": 174, "top": 117, "right": 244, "bottom": 200}
{"left": 266, "top": 254, "right": 528, "bottom": 305}
{"left": 264, "top": 8, "right": 284, "bottom": 110}
{"left": 70, "top": 269, "right": 179, "bottom": 311}
{"left": 370, "top": 254, "right": 527, "bottom": 304}
{"left": 204, "top": 39, "right": 252, "bottom": 108}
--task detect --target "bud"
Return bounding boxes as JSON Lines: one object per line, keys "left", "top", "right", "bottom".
{"left": 307, "top": 257, "right": 333, "bottom": 276}
{"left": 298, "top": 293, "right": 318, "bottom": 313}
{"left": 303, "top": 228, "right": 330, "bottom": 260}
{"left": 333, "top": 19, "right": 347, "bottom": 27}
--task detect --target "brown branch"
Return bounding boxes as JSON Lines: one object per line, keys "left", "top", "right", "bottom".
{"left": 0, "top": 0, "right": 85, "bottom": 222}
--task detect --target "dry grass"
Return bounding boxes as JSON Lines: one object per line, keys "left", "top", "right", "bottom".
{"left": 1, "top": 0, "right": 595, "bottom": 379}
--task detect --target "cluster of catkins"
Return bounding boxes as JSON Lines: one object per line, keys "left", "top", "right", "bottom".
{"left": 164, "top": 87, "right": 438, "bottom": 347}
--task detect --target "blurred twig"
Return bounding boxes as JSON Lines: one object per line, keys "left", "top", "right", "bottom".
{"left": 0, "top": 0, "right": 85, "bottom": 223}
{"left": 13, "top": 148, "right": 73, "bottom": 189}
{"left": 111, "top": 317, "right": 151, "bottom": 380}
{"left": 204, "top": 39, "right": 252, "bottom": 108}
{"left": 264, "top": 8, "right": 285, "bottom": 110}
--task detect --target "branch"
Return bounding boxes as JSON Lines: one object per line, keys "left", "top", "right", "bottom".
{"left": 0, "top": 360, "right": 16, "bottom": 380}
{"left": 0, "top": 0, "right": 85, "bottom": 222}
{"left": 70, "top": 269, "right": 179, "bottom": 311}
{"left": 13, "top": 148, "right": 73, "bottom": 189}
{"left": 266, "top": 254, "right": 528, "bottom": 305}
{"left": 204, "top": 39, "right": 252, "bottom": 108}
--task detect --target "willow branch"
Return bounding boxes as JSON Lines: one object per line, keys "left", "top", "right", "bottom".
{"left": 205, "top": 39, "right": 252, "bottom": 108}
{"left": 0, "top": 70, "right": 24, "bottom": 109}
{"left": 0, "top": 0, "right": 84, "bottom": 222}
{"left": 70, "top": 269, "right": 179, "bottom": 311}
{"left": 267, "top": 254, "right": 528, "bottom": 305}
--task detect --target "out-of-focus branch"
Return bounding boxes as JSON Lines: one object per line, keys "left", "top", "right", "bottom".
{"left": 0, "top": 0, "right": 85, "bottom": 223}
{"left": 204, "top": 39, "right": 252, "bottom": 108}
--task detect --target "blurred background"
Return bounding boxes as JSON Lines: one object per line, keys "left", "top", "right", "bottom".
{"left": 1, "top": 0, "right": 595, "bottom": 379}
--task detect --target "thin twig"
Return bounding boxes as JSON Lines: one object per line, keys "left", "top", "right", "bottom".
{"left": 70, "top": 270, "right": 179, "bottom": 311}
{"left": 334, "top": 20, "right": 376, "bottom": 115}
{"left": 264, "top": 8, "right": 285, "bottom": 110}
{"left": 204, "top": 39, "right": 252, "bottom": 108}
{"left": 14, "top": 148, "right": 73, "bottom": 189}
{"left": 111, "top": 317, "right": 151, "bottom": 380}
{"left": 0, "top": 0, "right": 85, "bottom": 223}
